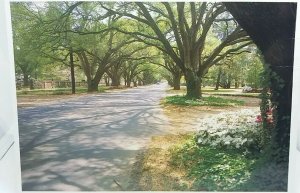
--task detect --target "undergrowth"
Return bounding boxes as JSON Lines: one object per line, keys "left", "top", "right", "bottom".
{"left": 169, "top": 135, "right": 258, "bottom": 191}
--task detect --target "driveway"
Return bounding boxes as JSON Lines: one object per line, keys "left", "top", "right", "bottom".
{"left": 18, "top": 83, "right": 171, "bottom": 191}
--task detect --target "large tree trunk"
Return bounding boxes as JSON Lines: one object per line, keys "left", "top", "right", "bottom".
{"left": 225, "top": 2, "right": 296, "bottom": 154}
{"left": 185, "top": 70, "right": 201, "bottom": 99}
{"left": 173, "top": 73, "right": 181, "bottom": 90}
{"left": 226, "top": 78, "right": 231, "bottom": 89}
{"left": 235, "top": 80, "right": 239, "bottom": 88}
{"left": 77, "top": 51, "right": 93, "bottom": 91}
{"left": 215, "top": 67, "right": 222, "bottom": 90}
{"left": 87, "top": 79, "right": 99, "bottom": 92}
{"left": 23, "top": 74, "right": 29, "bottom": 88}
{"left": 87, "top": 71, "right": 104, "bottom": 92}
{"left": 111, "top": 77, "right": 120, "bottom": 86}
{"left": 126, "top": 79, "right": 131, "bottom": 87}
{"left": 138, "top": 79, "right": 142, "bottom": 86}
{"left": 70, "top": 48, "right": 76, "bottom": 94}
{"left": 270, "top": 65, "right": 293, "bottom": 149}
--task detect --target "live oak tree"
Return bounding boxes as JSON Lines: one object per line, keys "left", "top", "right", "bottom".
{"left": 15, "top": 2, "right": 253, "bottom": 96}
{"left": 11, "top": 3, "right": 42, "bottom": 87}
{"left": 12, "top": 2, "right": 160, "bottom": 92}
{"left": 152, "top": 54, "right": 182, "bottom": 90}
{"left": 225, "top": 2, "right": 297, "bottom": 154}
{"left": 52, "top": 4, "right": 140, "bottom": 92}
{"left": 43, "top": 1, "right": 98, "bottom": 93}
{"left": 163, "top": 58, "right": 182, "bottom": 90}
{"left": 11, "top": 3, "right": 60, "bottom": 88}
{"left": 102, "top": 2, "right": 252, "bottom": 98}
{"left": 105, "top": 41, "right": 152, "bottom": 87}
{"left": 122, "top": 54, "right": 155, "bottom": 87}
{"left": 11, "top": 2, "right": 83, "bottom": 92}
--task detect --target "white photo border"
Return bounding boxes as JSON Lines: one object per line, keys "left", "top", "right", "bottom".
{"left": 0, "top": 0, "right": 299, "bottom": 193}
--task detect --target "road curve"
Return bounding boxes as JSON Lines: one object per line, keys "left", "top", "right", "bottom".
{"left": 18, "top": 83, "right": 170, "bottom": 191}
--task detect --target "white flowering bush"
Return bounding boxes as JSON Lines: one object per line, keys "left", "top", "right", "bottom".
{"left": 242, "top": 86, "right": 253, "bottom": 93}
{"left": 196, "top": 109, "right": 264, "bottom": 152}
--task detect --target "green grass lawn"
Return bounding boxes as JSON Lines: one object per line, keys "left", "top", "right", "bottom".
{"left": 17, "top": 86, "right": 108, "bottom": 96}
{"left": 167, "top": 87, "right": 260, "bottom": 98}
{"left": 202, "top": 88, "right": 238, "bottom": 93}
{"left": 208, "top": 93, "right": 260, "bottom": 98}
{"left": 163, "top": 95, "right": 245, "bottom": 106}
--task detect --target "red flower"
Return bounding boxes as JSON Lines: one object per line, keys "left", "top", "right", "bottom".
{"left": 266, "top": 109, "right": 272, "bottom": 115}
{"left": 256, "top": 115, "right": 262, "bottom": 123}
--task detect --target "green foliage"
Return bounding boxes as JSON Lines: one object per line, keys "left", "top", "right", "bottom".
{"left": 259, "top": 64, "right": 274, "bottom": 146}
{"left": 11, "top": 3, "right": 47, "bottom": 84}
{"left": 141, "top": 65, "right": 160, "bottom": 85}
{"left": 236, "top": 154, "right": 288, "bottom": 191}
{"left": 10, "top": 2, "right": 259, "bottom": 94}
{"left": 169, "top": 135, "right": 257, "bottom": 191}
{"left": 204, "top": 52, "right": 264, "bottom": 89}
{"left": 259, "top": 63, "right": 291, "bottom": 161}
{"left": 245, "top": 56, "right": 264, "bottom": 88}
{"left": 164, "top": 95, "right": 244, "bottom": 106}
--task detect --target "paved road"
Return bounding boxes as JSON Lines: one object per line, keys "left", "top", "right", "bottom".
{"left": 18, "top": 83, "right": 171, "bottom": 191}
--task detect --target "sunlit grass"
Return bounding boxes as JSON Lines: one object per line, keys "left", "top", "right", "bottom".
{"left": 167, "top": 87, "right": 260, "bottom": 98}
{"left": 17, "top": 86, "right": 108, "bottom": 96}
{"left": 163, "top": 95, "right": 244, "bottom": 106}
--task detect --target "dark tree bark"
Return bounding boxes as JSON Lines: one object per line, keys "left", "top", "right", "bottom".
{"left": 225, "top": 2, "right": 297, "bottom": 152}
{"left": 185, "top": 70, "right": 201, "bottom": 98}
{"left": 155, "top": 55, "right": 182, "bottom": 90}
{"left": 111, "top": 77, "right": 120, "bottom": 87}
{"left": 23, "top": 73, "right": 29, "bottom": 87}
{"left": 70, "top": 47, "right": 76, "bottom": 94}
{"left": 226, "top": 75, "right": 231, "bottom": 89}
{"left": 107, "top": 67, "right": 122, "bottom": 87}
{"left": 126, "top": 79, "right": 131, "bottom": 87}
{"left": 88, "top": 80, "right": 99, "bottom": 92}
{"left": 215, "top": 67, "right": 222, "bottom": 90}
{"left": 234, "top": 80, "right": 239, "bottom": 88}
{"left": 138, "top": 79, "right": 143, "bottom": 86}
{"left": 173, "top": 73, "right": 181, "bottom": 90}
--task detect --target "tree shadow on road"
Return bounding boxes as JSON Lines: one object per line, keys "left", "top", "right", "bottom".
{"left": 18, "top": 89, "right": 171, "bottom": 191}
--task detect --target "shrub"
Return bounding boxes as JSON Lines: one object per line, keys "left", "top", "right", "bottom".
{"left": 196, "top": 109, "right": 265, "bottom": 152}
{"left": 169, "top": 135, "right": 257, "bottom": 191}
{"left": 242, "top": 86, "right": 253, "bottom": 93}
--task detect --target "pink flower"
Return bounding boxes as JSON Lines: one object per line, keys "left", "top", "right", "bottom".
{"left": 255, "top": 115, "right": 262, "bottom": 123}
{"left": 255, "top": 112, "right": 273, "bottom": 125}
{"left": 266, "top": 109, "right": 272, "bottom": 115}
